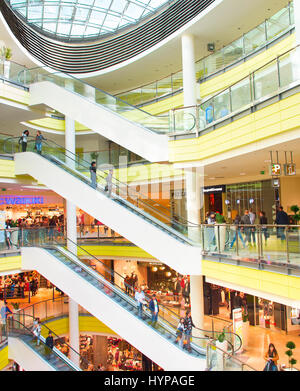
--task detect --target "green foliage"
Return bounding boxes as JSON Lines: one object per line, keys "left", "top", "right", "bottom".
{"left": 290, "top": 358, "right": 297, "bottom": 366}
{"left": 0, "top": 47, "right": 12, "bottom": 60}
{"left": 217, "top": 328, "right": 226, "bottom": 343}
{"left": 290, "top": 205, "right": 300, "bottom": 223}
{"left": 286, "top": 341, "right": 296, "bottom": 350}
{"left": 216, "top": 213, "right": 225, "bottom": 224}
{"left": 285, "top": 340, "right": 297, "bottom": 369}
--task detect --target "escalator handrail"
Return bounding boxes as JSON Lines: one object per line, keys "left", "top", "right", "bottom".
{"left": 24, "top": 231, "right": 240, "bottom": 353}
{"left": 4, "top": 135, "right": 197, "bottom": 230}
{"left": 13, "top": 311, "right": 90, "bottom": 369}
{"left": 7, "top": 316, "right": 80, "bottom": 370}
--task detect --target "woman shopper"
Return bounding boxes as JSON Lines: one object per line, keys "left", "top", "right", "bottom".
{"left": 263, "top": 343, "right": 279, "bottom": 371}
{"left": 259, "top": 211, "right": 269, "bottom": 244}
{"left": 32, "top": 318, "right": 41, "bottom": 346}
{"left": 35, "top": 131, "right": 46, "bottom": 155}
{"left": 183, "top": 310, "right": 195, "bottom": 352}
{"left": 19, "top": 130, "right": 29, "bottom": 152}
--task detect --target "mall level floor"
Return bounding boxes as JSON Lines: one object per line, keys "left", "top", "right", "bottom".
{"left": 5, "top": 287, "right": 300, "bottom": 371}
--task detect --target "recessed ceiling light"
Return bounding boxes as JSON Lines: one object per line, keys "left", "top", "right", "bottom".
{"left": 209, "top": 177, "right": 216, "bottom": 180}
{"left": 264, "top": 159, "right": 271, "bottom": 163}
{"left": 240, "top": 173, "right": 246, "bottom": 176}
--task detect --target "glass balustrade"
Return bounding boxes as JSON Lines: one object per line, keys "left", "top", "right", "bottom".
{"left": 169, "top": 45, "right": 300, "bottom": 134}
{"left": 115, "top": 2, "right": 294, "bottom": 107}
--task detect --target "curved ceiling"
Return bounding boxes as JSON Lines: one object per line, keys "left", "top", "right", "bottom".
{"left": 0, "top": 0, "right": 215, "bottom": 73}
{"left": 8, "top": 0, "right": 172, "bottom": 42}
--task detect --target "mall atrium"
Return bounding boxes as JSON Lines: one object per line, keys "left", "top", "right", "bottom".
{"left": 0, "top": 0, "right": 299, "bottom": 373}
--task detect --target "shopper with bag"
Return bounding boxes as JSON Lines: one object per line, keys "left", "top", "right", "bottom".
{"left": 175, "top": 318, "right": 185, "bottom": 348}
{"left": 263, "top": 343, "right": 279, "bottom": 371}
{"left": 183, "top": 310, "right": 195, "bottom": 352}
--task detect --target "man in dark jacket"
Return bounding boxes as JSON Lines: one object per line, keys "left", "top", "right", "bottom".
{"left": 149, "top": 294, "right": 159, "bottom": 326}
{"left": 182, "top": 278, "right": 190, "bottom": 305}
{"left": 45, "top": 331, "right": 54, "bottom": 357}
{"left": 174, "top": 277, "right": 182, "bottom": 302}
{"left": 240, "top": 210, "right": 251, "bottom": 245}
{"left": 275, "top": 206, "right": 289, "bottom": 240}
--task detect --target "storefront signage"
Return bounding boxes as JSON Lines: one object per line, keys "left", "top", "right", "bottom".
{"left": 284, "top": 163, "right": 296, "bottom": 176}
{"left": 0, "top": 196, "right": 44, "bottom": 205}
{"left": 203, "top": 186, "right": 225, "bottom": 193}
{"left": 269, "top": 163, "right": 281, "bottom": 176}
{"left": 232, "top": 308, "right": 243, "bottom": 352}
{"left": 272, "top": 178, "right": 280, "bottom": 188}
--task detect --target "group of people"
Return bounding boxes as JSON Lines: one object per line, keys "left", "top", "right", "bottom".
{"left": 204, "top": 205, "right": 290, "bottom": 250}
{"left": 19, "top": 130, "right": 46, "bottom": 154}
{"left": 174, "top": 276, "right": 190, "bottom": 304}
{"left": 89, "top": 161, "right": 113, "bottom": 196}
{"left": 175, "top": 310, "right": 195, "bottom": 352}
{"left": 124, "top": 273, "right": 138, "bottom": 295}
{"left": 0, "top": 273, "right": 39, "bottom": 299}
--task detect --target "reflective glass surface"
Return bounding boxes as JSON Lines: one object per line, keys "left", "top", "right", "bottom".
{"left": 8, "top": 0, "right": 172, "bottom": 40}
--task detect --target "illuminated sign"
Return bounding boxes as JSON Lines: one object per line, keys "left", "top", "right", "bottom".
{"left": 203, "top": 186, "right": 225, "bottom": 193}
{"left": 0, "top": 196, "right": 44, "bottom": 206}
{"left": 269, "top": 164, "right": 281, "bottom": 176}
{"left": 284, "top": 163, "right": 296, "bottom": 176}
{"left": 272, "top": 179, "right": 280, "bottom": 188}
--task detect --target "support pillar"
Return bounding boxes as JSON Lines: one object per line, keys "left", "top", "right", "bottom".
{"left": 65, "top": 109, "right": 79, "bottom": 366}
{"left": 190, "top": 275, "right": 204, "bottom": 331}
{"left": 294, "top": 0, "right": 300, "bottom": 46}
{"left": 185, "top": 167, "right": 204, "bottom": 332}
{"left": 181, "top": 34, "right": 198, "bottom": 134}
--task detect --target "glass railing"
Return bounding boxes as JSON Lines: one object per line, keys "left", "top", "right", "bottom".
{"left": 19, "top": 228, "right": 244, "bottom": 359}
{"left": 116, "top": 2, "right": 294, "bottom": 107}
{"left": 169, "top": 44, "right": 300, "bottom": 134}
{"left": 13, "top": 68, "right": 171, "bottom": 135}
{"left": 201, "top": 223, "right": 300, "bottom": 271}
{"left": 206, "top": 341, "right": 256, "bottom": 371}
{"left": 3, "top": 136, "right": 198, "bottom": 245}
{"left": 5, "top": 221, "right": 300, "bottom": 274}
{"left": 0, "top": 60, "right": 29, "bottom": 89}
{"left": 4, "top": 313, "right": 83, "bottom": 370}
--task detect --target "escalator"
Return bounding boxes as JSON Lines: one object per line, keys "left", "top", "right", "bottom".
{"left": 19, "top": 230, "right": 241, "bottom": 371}
{"left": 5, "top": 137, "right": 203, "bottom": 275}
{"left": 20, "top": 69, "right": 175, "bottom": 162}
{"left": 6, "top": 315, "right": 83, "bottom": 371}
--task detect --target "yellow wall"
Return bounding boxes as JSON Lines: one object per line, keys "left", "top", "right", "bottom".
{"left": 169, "top": 92, "right": 300, "bottom": 163}
{"left": 0, "top": 256, "right": 21, "bottom": 273}
{"left": 199, "top": 34, "right": 295, "bottom": 98}
{"left": 79, "top": 245, "right": 154, "bottom": 260}
{"left": 280, "top": 176, "right": 300, "bottom": 213}
{"left": 26, "top": 118, "right": 90, "bottom": 133}
{"left": 0, "top": 345, "right": 8, "bottom": 370}
{"left": 0, "top": 83, "right": 29, "bottom": 106}
{"left": 42, "top": 315, "right": 117, "bottom": 337}
{"left": 202, "top": 260, "right": 300, "bottom": 302}
{"left": 0, "top": 160, "right": 16, "bottom": 179}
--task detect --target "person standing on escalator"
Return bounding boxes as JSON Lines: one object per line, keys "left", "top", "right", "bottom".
{"left": 35, "top": 131, "right": 46, "bottom": 155}
{"left": 90, "top": 161, "right": 97, "bottom": 189}
{"left": 19, "top": 130, "right": 29, "bottom": 152}
{"left": 183, "top": 310, "right": 195, "bottom": 352}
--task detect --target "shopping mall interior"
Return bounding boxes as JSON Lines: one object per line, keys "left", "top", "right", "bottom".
{"left": 0, "top": 0, "right": 299, "bottom": 374}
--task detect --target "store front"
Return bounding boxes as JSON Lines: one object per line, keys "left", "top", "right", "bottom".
{"left": 224, "top": 179, "right": 277, "bottom": 223}
{"left": 203, "top": 280, "right": 297, "bottom": 335}
{"left": 203, "top": 185, "right": 225, "bottom": 216}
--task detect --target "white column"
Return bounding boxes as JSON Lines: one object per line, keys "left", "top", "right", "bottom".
{"left": 65, "top": 111, "right": 79, "bottom": 366}
{"left": 185, "top": 167, "right": 204, "bottom": 332}
{"left": 185, "top": 167, "right": 204, "bottom": 242}
{"left": 190, "top": 275, "right": 204, "bottom": 331}
{"left": 69, "top": 297, "right": 80, "bottom": 366}
{"left": 181, "top": 34, "right": 198, "bottom": 134}
{"left": 181, "top": 34, "right": 197, "bottom": 106}
{"left": 294, "top": 0, "right": 300, "bottom": 45}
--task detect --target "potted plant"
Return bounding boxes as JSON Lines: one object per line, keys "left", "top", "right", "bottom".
{"left": 0, "top": 46, "right": 12, "bottom": 79}
{"left": 290, "top": 205, "right": 300, "bottom": 225}
{"left": 285, "top": 341, "right": 297, "bottom": 371}
{"left": 215, "top": 328, "right": 228, "bottom": 370}
{"left": 215, "top": 213, "right": 226, "bottom": 252}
